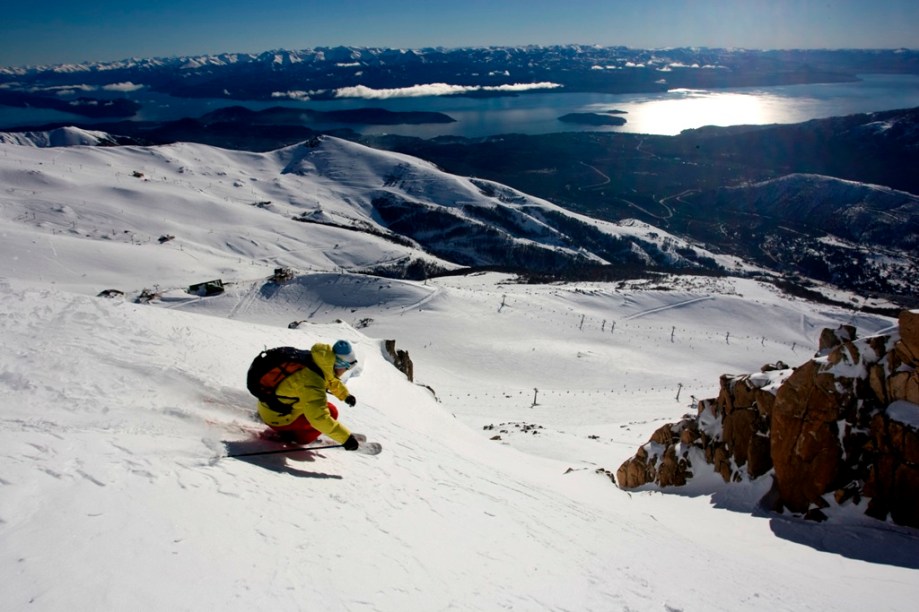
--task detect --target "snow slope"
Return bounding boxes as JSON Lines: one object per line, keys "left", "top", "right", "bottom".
{"left": 1, "top": 134, "right": 917, "bottom": 611}
{"left": 0, "top": 132, "right": 746, "bottom": 296}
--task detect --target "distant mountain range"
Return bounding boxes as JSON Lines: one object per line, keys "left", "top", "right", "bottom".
{"left": 3, "top": 46, "right": 918, "bottom": 114}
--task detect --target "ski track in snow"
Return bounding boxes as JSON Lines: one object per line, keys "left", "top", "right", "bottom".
{"left": 227, "top": 280, "right": 262, "bottom": 320}
{"left": 623, "top": 295, "right": 716, "bottom": 320}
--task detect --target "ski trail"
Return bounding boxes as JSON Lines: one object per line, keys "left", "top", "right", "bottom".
{"left": 397, "top": 285, "right": 441, "bottom": 313}
{"left": 623, "top": 296, "right": 714, "bottom": 320}
{"left": 228, "top": 281, "right": 262, "bottom": 319}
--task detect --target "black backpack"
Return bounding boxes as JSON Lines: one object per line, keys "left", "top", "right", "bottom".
{"left": 246, "top": 346, "right": 324, "bottom": 415}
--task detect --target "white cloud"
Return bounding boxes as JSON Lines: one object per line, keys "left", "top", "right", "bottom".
{"left": 102, "top": 82, "right": 145, "bottom": 92}
{"left": 29, "top": 84, "right": 97, "bottom": 95}
{"left": 333, "top": 82, "right": 562, "bottom": 99}
{"left": 271, "top": 90, "right": 328, "bottom": 100}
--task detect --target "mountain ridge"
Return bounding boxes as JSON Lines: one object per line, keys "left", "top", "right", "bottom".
{"left": 0, "top": 131, "right": 743, "bottom": 295}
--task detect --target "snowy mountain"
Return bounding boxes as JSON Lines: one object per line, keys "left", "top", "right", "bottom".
{"left": 0, "top": 131, "right": 740, "bottom": 294}
{"left": 0, "top": 126, "right": 122, "bottom": 147}
{"left": 704, "top": 173, "right": 919, "bottom": 251}
{"left": 1, "top": 133, "right": 917, "bottom": 611}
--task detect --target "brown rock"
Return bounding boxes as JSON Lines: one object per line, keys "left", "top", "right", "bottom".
{"left": 865, "top": 335, "right": 889, "bottom": 361}
{"left": 906, "top": 372, "right": 919, "bottom": 405}
{"left": 617, "top": 453, "right": 655, "bottom": 489}
{"left": 658, "top": 446, "right": 688, "bottom": 487}
{"left": 712, "top": 446, "right": 732, "bottom": 482}
{"left": 888, "top": 371, "right": 919, "bottom": 404}
{"left": 384, "top": 339, "right": 414, "bottom": 382}
{"left": 868, "top": 363, "right": 889, "bottom": 404}
{"left": 818, "top": 324, "right": 857, "bottom": 354}
{"left": 770, "top": 361, "right": 844, "bottom": 512}
{"left": 732, "top": 377, "right": 758, "bottom": 410}
{"left": 887, "top": 348, "right": 904, "bottom": 376}
{"left": 896, "top": 310, "right": 919, "bottom": 366}
{"left": 887, "top": 415, "right": 919, "bottom": 465}
{"left": 718, "top": 375, "right": 736, "bottom": 415}
{"left": 650, "top": 424, "right": 675, "bottom": 445}
{"left": 723, "top": 408, "right": 756, "bottom": 467}
{"left": 754, "top": 388, "right": 776, "bottom": 418}
{"left": 748, "top": 433, "right": 773, "bottom": 478}
{"left": 864, "top": 412, "right": 919, "bottom": 526}
{"left": 826, "top": 341, "right": 860, "bottom": 368}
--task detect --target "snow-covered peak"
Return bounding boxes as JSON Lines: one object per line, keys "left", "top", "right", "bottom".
{"left": 0, "top": 126, "right": 118, "bottom": 147}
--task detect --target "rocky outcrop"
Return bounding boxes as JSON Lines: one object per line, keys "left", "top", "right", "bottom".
{"left": 617, "top": 309, "right": 919, "bottom": 528}
{"left": 384, "top": 339, "right": 414, "bottom": 382}
{"left": 616, "top": 368, "right": 784, "bottom": 490}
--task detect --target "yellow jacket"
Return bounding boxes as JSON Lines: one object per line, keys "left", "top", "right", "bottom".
{"left": 257, "top": 343, "right": 352, "bottom": 443}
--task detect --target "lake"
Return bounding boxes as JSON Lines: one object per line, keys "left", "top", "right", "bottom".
{"left": 3, "top": 74, "right": 919, "bottom": 138}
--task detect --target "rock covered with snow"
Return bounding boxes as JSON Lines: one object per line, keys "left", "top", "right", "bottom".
{"left": 616, "top": 366, "right": 787, "bottom": 489}
{"left": 617, "top": 309, "right": 919, "bottom": 528}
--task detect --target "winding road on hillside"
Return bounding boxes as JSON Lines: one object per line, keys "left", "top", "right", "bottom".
{"left": 577, "top": 162, "right": 611, "bottom": 190}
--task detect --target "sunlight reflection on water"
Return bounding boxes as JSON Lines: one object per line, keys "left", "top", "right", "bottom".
{"left": 590, "top": 90, "right": 798, "bottom": 135}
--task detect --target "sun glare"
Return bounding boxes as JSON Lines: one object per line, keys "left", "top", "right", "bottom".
{"left": 592, "top": 90, "right": 785, "bottom": 135}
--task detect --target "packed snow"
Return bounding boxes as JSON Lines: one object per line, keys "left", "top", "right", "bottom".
{"left": 1, "top": 133, "right": 917, "bottom": 611}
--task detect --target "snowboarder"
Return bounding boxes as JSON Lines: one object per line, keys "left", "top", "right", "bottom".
{"left": 256, "top": 340, "right": 362, "bottom": 450}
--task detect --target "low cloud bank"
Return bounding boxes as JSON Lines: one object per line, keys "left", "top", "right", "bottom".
{"left": 333, "top": 82, "right": 562, "bottom": 99}
{"left": 102, "top": 82, "right": 145, "bottom": 92}
{"left": 23, "top": 82, "right": 145, "bottom": 96}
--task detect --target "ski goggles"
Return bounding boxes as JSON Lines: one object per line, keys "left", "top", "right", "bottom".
{"left": 335, "top": 356, "right": 357, "bottom": 370}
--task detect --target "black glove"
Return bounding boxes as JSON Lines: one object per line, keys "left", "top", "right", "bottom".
{"left": 345, "top": 395, "right": 357, "bottom": 407}
{"left": 343, "top": 434, "right": 360, "bottom": 451}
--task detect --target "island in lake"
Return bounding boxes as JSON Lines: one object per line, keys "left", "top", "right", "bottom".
{"left": 0, "top": 91, "right": 141, "bottom": 119}
{"left": 558, "top": 111, "right": 628, "bottom": 126}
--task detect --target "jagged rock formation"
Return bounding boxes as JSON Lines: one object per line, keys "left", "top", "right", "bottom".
{"left": 617, "top": 309, "right": 919, "bottom": 528}
{"left": 384, "top": 339, "right": 414, "bottom": 382}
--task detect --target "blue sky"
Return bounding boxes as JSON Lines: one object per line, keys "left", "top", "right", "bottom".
{"left": 3, "top": 0, "right": 918, "bottom": 67}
